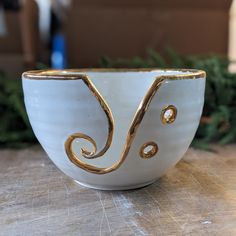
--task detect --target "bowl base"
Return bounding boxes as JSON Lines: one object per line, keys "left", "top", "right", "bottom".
{"left": 73, "top": 179, "right": 157, "bottom": 190}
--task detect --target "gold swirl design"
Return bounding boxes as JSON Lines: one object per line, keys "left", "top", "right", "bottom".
{"left": 65, "top": 77, "right": 165, "bottom": 174}
{"left": 76, "top": 78, "right": 114, "bottom": 159}
{"left": 23, "top": 69, "right": 206, "bottom": 174}
{"left": 64, "top": 76, "right": 114, "bottom": 169}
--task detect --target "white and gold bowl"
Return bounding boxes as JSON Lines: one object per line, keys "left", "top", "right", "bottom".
{"left": 22, "top": 69, "right": 206, "bottom": 190}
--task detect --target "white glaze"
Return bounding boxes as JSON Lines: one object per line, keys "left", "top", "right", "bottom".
{"left": 22, "top": 70, "right": 205, "bottom": 190}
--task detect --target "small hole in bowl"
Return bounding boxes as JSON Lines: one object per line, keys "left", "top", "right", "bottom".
{"left": 161, "top": 105, "right": 177, "bottom": 124}
{"left": 139, "top": 142, "right": 158, "bottom": 159}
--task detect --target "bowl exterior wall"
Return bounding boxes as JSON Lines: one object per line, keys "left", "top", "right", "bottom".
{"left": 22, "top": 72, "right": 205, "bottom": 189}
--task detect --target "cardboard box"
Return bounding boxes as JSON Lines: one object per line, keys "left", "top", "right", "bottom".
{"left": 65, "top": 0, "right": 232, "bottom": 67}
{"left": 0, "top": 11, "right": 22, "bottom": 54}
{"left": 0, "top": 54, "right": 24, "bottom": 79}
{"left": 0, "top": 0, "right": 41, "bottom": 78}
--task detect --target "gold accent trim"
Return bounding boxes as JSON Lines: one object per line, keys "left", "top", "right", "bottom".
{"left": 65, "top": 77, "right": 164, "bottom": 174}
{"left": 64, "top": 76, "right": 114, "bottom": 170}
{"left": 61, "top": 76, "right": 165, "bottom": 174}
{"left": 139, "top": 141, "right": 159, "bottom": 159}
{"left": 23, "top": 69, "right": 206, "bottom": 174}
{"left": 22, "top": 68, "right": 206, "bottom": 80}
{"left": 161, "top": 105, "right": 178, "bottom": 125}
{"left": 66, "top": 133, "right": 97, "bottom": 158}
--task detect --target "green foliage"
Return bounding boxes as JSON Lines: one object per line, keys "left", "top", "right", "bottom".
{"left": 0, "top": 71, "right": 37, "bottom": 148}
{"left": 100, "top": 49, "right": 236, "bottom": 148}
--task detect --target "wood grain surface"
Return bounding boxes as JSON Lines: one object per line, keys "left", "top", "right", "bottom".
{"left": 0, "top": 145, "right": 236, "bottom": 236}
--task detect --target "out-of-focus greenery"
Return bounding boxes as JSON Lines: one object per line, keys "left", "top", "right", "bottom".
{"left": 0, "top": 63, "right": 47, "bottom": 148}
{"left": 100, "top": 49, "right": 236, "bottom": 149}
{"left": 0, "top": 71, "right": 36, "bottom": 148}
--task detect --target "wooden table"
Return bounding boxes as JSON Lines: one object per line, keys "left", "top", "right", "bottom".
{"left": 1, "top": 145, "right": 236, "bottom": 236}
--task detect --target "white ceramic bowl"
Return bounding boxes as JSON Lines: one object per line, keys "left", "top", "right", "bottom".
{"left": 22, "top": 69, "right": 206, "bottom": 190}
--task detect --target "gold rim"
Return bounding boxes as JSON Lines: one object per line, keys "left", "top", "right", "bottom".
{"left": 22, "top": 68, "right": 206, "bottom": 80}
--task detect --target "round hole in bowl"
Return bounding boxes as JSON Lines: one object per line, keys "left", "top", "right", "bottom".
{"left": 139, "top": 142, "right": 158, "bottom": 159}
{"left": 161, "top": 105, "right": 177, "bottom": 125}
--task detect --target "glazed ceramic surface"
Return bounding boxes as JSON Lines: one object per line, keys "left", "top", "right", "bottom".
{"left": 22, "top": 69, "right": 206, "bottom": 190}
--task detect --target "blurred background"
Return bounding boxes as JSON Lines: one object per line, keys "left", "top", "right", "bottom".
{"left": 1, "top": 0, "right": 236, "bottom": 149}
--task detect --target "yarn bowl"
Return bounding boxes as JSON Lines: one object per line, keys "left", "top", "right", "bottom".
{"left": 22, "top": 69, "right": 206, "bottom": 190}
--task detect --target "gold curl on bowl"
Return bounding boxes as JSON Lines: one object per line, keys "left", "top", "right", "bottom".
{"left": 23, "top": 69, "right": 206, "bottom": 174}
{"left": 65, "top": 77, "right": 164, "bottom": 174}
{"left": 64, "top": 76, "right": 115, "bottom": 172}
{"left": 64, "top": 77, "right": 165, "bottom": 174}
{"left": 65, "top": 133, "right": 97, "bottom": 159}
{"left": 139, "top": 141, "right": 159, "bottom": 159}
